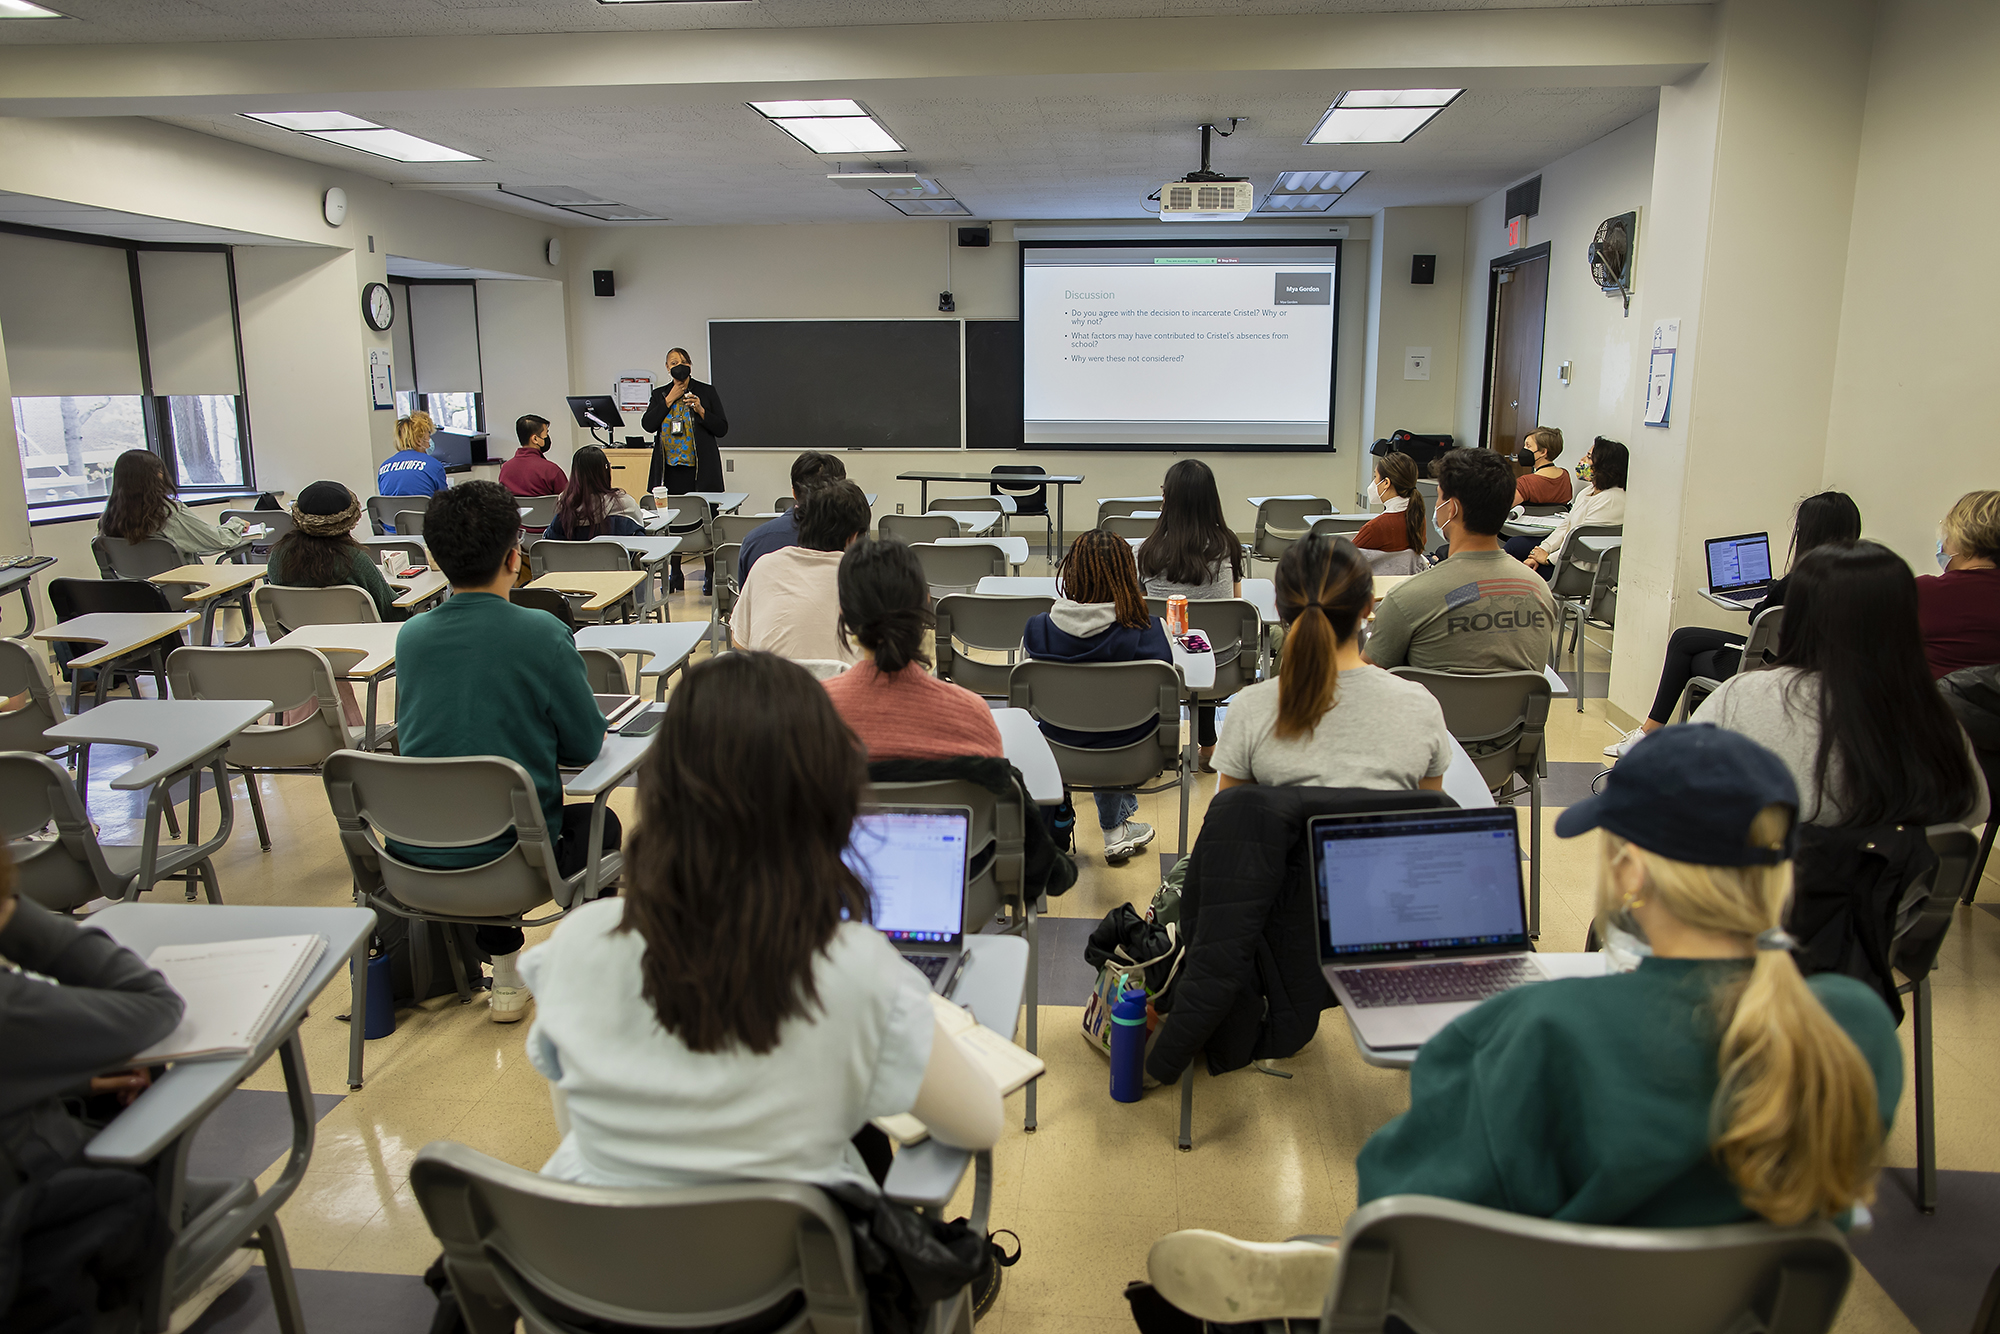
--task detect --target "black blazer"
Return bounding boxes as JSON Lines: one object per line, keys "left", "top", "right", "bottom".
{"left": 641, "top": 378, "right": 728, "bottom": 491}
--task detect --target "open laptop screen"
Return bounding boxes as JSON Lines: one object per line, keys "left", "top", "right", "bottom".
{"left": 844, "top": 808, "right": 969, "bottom": 945}
{"left": 1313, "top": 809, "right": 1527, "bottom": 961}
{"left": 1705, "top": 533, "right": 1772, "bottom": 595}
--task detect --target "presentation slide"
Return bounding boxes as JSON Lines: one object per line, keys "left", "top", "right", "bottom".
{"left": 1021, "top": 241, "right": 1339, "bottom": 448}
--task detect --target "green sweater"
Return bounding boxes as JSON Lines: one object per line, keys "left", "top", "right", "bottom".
{"left": 392, "top": 592, "right": 606, "bottom": 866}
{"left": 1355, "top": 958, "right": 1902, "bottom": 1227}
{"left": 266, "top": 541, "right": 400, "bottom": 622}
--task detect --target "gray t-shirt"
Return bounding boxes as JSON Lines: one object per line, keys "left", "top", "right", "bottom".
{"left": 1214, "top": 666, "right": 1453, "bottom": 789}
{"left": 1366, "top": 549, "right": 1556, "bottom": 673}
{"left": 1143, "top": 555, "right": 1238, "bottom": 603}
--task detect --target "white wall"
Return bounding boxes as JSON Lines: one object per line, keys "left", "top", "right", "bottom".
{"left": 1453, "top": 111, "right": 1657, "bottom": 453}
{"left": 559, "top": 220, "right": 1373, "bottom": 532}
{"left": 1365, "top": 206, "right": 1467, "bottom": 448}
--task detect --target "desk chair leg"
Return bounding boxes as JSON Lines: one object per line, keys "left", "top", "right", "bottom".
{"left": 441, "top": 928, "right": 474, "bottom": 1004}
{"left": 1023, "top": 903, "right": 1040, "bottom": 1133}
{"left": 239, "top": 769, "right": 272, "bottom": 851}
{"left": 194, "top": 859, "right": 223, "bottom": 905}
{"left": 1178, "top": 1067, "right": 1195, "bottom": 1152}
{"left": 1528, "top": 771, "right": 1543, "bottom": 940}
{"left": 348, "top": 936, "right": 368, "bottom": 1089}
{"left": 1965, "top": 822, "right": 1996, "bottom": 904}
{"left": 1916, "top": 975, "right": 1938, "bottom": 1213}
{"left": 254, "top": 1220, "right": 308, "bottom": 1334}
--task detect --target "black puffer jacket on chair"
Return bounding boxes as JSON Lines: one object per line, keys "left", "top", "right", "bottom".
{"left": 1145, "top": 784, "right": 1459, "bottom": 1084}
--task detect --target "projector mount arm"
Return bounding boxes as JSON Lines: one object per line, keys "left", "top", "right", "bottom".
{"left": 1186, "top": 119, "right": 1243, "bottom": 182}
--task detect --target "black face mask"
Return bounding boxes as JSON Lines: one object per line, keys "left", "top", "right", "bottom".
{"left": 670, "top": 365, "right": 691, "bottom": 383}
{"left": 1515, "top": 448, "right": 1536, "bottom": 469}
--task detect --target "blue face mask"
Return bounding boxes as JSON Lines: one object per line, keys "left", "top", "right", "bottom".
{"left": 1938, "top": 540, "right": 1951, "bottom": 572}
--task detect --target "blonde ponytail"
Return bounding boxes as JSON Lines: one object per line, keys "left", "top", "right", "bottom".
{"left": 1598, "top": 807, "right": 1883, "bottom": 1225}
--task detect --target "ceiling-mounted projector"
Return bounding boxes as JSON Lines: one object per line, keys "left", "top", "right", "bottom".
{"left": 1157, "top": 119, "right": 1251, "bottom": 221}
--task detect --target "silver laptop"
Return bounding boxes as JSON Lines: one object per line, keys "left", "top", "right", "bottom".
{"left": 1315, "top": 807, "right": 1550, "bottom": 1051}
{"left": 844, "top": 806, "right": 971, "bottom": 996}
{"left": 1704, "top": 532, "right": 1774, "bottom": 609}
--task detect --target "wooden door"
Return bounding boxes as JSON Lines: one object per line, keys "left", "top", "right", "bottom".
{"left": 1485, "top": 252, "right": 1549, "bottom": 456}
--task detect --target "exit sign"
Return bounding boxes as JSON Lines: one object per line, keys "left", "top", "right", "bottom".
{"left": 1507, "top": 215, "right": 1527, "bottom": 248}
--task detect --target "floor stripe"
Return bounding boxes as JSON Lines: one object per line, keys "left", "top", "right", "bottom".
{"left": 188, "top": 1268, "right": 434, "bottom": 1334}
{"left": 1849, "top": 1168, "right": 2000, "bottom": 1333}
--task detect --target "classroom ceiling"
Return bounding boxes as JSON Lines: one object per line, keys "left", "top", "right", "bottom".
{"left": 0, "top": 0, "right": 1697, "bottom": 45}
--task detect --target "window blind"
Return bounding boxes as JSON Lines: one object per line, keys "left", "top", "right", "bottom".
{"left": 389, "top": 281, "right": 415, "bottom": 394}
{"left": 137, "top": 250, "right": 240, "bottom": 396}
{"left": 407, "top": 282, "right": 481, "bottom": 393}
{"left": 0, "top": 232, "right": 144, "bottom": 397}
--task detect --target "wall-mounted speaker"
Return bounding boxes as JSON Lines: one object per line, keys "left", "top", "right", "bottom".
{"left": 957, "top": 226, "right": 991, "bottom": 248}
{"left": 592, "top": 270, "right": 616, "bottom": 297}
{"left": 1410, "top": 254, "right": 1437, "bottom": 285}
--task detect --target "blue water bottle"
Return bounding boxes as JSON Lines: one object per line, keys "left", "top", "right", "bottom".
{"left": 363, "top": 952, "right": 397, "bottom": 1040}
{"left": 1109, "top": 987, "right": 1149, "bottom": 1103}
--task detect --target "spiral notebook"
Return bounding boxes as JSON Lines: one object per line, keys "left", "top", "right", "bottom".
{"left": 132, "top": 934, "right": 328, "bottom": 1061}
{"left": 873, "top": 991, "right": 1046, "bottom": 1146}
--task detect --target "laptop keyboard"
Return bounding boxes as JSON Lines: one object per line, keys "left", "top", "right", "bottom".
{"left": 906, "top": 953, "right": 953, "bottom": 985}
{"left": 1336, "top": 956, "right": 1539, "bottom": 1009}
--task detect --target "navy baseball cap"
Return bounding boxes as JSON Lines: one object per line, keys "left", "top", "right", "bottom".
{"left": 1554, "top": 724, "right": 1799, "bottom": 866}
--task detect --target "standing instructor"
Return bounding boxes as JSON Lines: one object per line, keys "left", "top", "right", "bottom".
{"left": 641, "top": 347, "right": 728, "bottom": 495}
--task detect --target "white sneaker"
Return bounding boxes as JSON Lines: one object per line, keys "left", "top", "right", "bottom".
{"left": 167, "top": 1247, "right": 255, "bottom": 1334}
{"left": 1146, "top": 1229, "right": 1340, "bottom": 1325}
{"left": 1104, "top": 820, "right": 1155, "bottom": 864}
{"left": 1603, "top": 726, "right": 1647, "bottom": 759}
{"left": 489, "top": 984, "right": 531, "bottom": 1023}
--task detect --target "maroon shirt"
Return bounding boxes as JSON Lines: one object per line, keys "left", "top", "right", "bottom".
{"left": 1916, "top": 567, "right": 2000, "bottom": 679}
{"left": 498, "top": 447, "right": 567, "bottom": 497}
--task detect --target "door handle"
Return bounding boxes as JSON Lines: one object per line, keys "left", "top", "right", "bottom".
{"left": 1511, "top": 400, "right": 1519, "bottom": 408}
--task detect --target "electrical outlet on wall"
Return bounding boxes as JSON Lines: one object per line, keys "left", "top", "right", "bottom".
{"left": 896, "top": 503, "right": 905, "bottom": 514}
{"left": 725, "top": 458, "right": 734, "bottom": 472}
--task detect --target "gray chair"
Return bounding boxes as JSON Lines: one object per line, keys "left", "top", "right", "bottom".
{"left": 410, "top": 1139, "right": 983, "bottom": 1334}
{"left": 1303, "top": 1194, "right": 1851, "bottom": 1334}
{"left": 531, "top": 541, "right": 642, "bottom": 624}
{"left": 1100, "top": 514, "right": 1157, "bottom": 541}
{"left": 1145, "top": 596, "right": 1263, "bottom": 710}
{"left": 1096, "top": 497, "right": 1162, "bottom": 525}
{"left": 0, "top": 638, "right": 67, "bottom": 756}
{"left": 1310, "top": 515, "right": 1369, "bottom": 539}
{"left": 166, "top": 645, "right": 358, "bottom": 851}
{"left": 880, "top": 512, "right": 958, "bottom": 545}
{"left": 219, "top": 508, "right": 294, "bottom": 564}
{"left": 517, "top": 495, "right": 560, "bottom": 532}
{"left": 716, "top": 512, "right": 771, "bottom": 545}
{"left": 255, "top": 583, "right": 380, "bottom": 638}
{"left": 1251, "top": 497, "right": 1330, "bottom": 564}
{"left": 1007, "top": 659, "right": 1190, "bottom": 855}
{"left": 1390, "top": 668, "right": 1551, "bottom": 938}
{"left": 666, "top": 495, "right": 716, "bottom": 565}
{"left": 366, "top": 494, "right": 408, "bottom": 535}
{"left": 930, "top": 494, "right": 1010, "bottom": 518}
{"left": 579, "top": 646, "right": 629, "bottom": 695}
{"left": 394, "top": 509, "right": 426, "bottom": 537}
{"left": 910, "top": 541, "right": 1006, "bottom": 598}
{"left": 1, "top": 750, "right": 229, "bottom": 909}
{"left": 771, "top": 494, "right": 795, "bottom": 512}
{"left": 511, "top": 586, "right": 577, "bottom": 633}
{"left": 1413, "top": 477, "right": 1441, "bottom": 511}
{"left": 1895, "top": 822, "right": 1980, "bottom": 1213}
{"left": 92, "top": 532, "right": 252, "bottom": 647}
{"left": 1678, "top": 606, "right": 1785, "bottom": 721}
{"left": 1548, "top": 524, "right": 1622, "bottom": 698}
{"left": 712, "top": 541, "right": 742, "bottom": 650}
{"left": 1554, "top": 540, "right": 1621, "bottom": 712}
{"left": 934, "top": 594, "right": 1052, "bottom": 698}
{"left": 323, "top": 751, "right": 622, "bottom": 1013}
{"left": 871, "top": 775, "right": 1044, "bottom": 1131}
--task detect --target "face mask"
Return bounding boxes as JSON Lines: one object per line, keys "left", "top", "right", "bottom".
{"left": 1938, "top": 540, "right": 1951, "bottom": 572}
{"left": 1515, "top": 448, "right": 1536, "bottom": 469}
{"left": 1576, "top": 461, "right": 1593, "bottom": 482}
{"left": 670, "top": 365, "right": 691, "bottom": 383}
{"left": 1435, "top": 500, "right": 1458, "bottom": 531}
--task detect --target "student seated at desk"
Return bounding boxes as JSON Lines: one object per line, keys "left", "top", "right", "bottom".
{"left": 1689, "top": 540, "right": 1987, "bottom": 829}
{"left": 1510, "top": 425, "right": 1573, "bottom": 507}
{"left": 545, "top": 446, "right": 643, "bottom": 541}
{"left": 394, "top": 481, "right": 620, "bottom": 1023}
{"left": 1918, "top": 489, "right": 2000, "bottom": 679}
{"left": 739, "top": 450, "right": 845, "bottom": 584}
{"left": 822, "top": 538, "right": 1002, "bottom": 760}
{"left": 97, "top": 449, "right": 246, "bottom": 562}
{"left": 1136, "top": 460, "right": 1242, "bottom": 770}
{"left": 267, "top": 481, "right": 404, "bottom": 623}
{"left": 1215, "top": 535, "right": 1450, "bottom": 793}
{"left": 0, "top": 847, "right": 188, "bottom": 1333}
{"left": 734, "top": 479, "right": 871, "bottom": 664}
{"left": 1608, "top": 491, "right": 1860, "bottom": 758}
{"left": 1366, "top": 447, "right": 1556, "bottom": 673}
{"left": 376, "top": 410, "right": 446, "bottom": 520}
{"left": 1350, "top": 452, "right": 1429, "bottom": 554}
{"left": 1130, "top": 727, "right": 1900, "bottom": 1331}
{"left": 1025, "top": 528, "right": 1171, "bottom": 863}
{"left": 497, "top": 414, "right": 566, "bottom": 498}
{"left": 1506, "top": 436, "right": 1628, "bottom": 580}
{"left": 521, "top": 652, "right": 1002, "bottom": 1192}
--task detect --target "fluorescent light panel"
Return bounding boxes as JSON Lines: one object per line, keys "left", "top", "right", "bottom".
{"left": 1307, "top": 89, "right": 1462, "bottom": 145}
{"left": 750, "top": 99, "right": 867, "bottom": 118}
{"left": 501, "top": 184, "right": 621, "bottom": 207}
{"left": 305, "top": 128, "right": 481, "bottom": 162}
{"left": 867, "top": 178, "right": 948, "bottom": 200}
{"left": 564, "top": 203, "right": 670, "bottom": 221}
{"left": 241, "top": 111, "right": 379, "bottom": 132}
{"left": 881, "top": 197, "right": 970, "bottom": 217}
{"left": 0, "top": 0, "right": 67, "bottom": 16}
{"left": 1273, "top": 169, "right": 1366, "bottom": 194}
{"left": 748, "top": 99, "right": 903, "bottom": 155}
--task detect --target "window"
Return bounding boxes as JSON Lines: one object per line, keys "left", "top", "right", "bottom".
{"left": 425, "top": 391, "right": 482, "bottom": 433}
{"left": 1, "top": 227, "right": 254, "bottom": 511}
{"left": 12, "top": 395, "right": 148, "bottom": 505}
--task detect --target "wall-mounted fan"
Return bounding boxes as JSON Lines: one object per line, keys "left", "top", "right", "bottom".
{"left": 1588, "top": 211, "right": 1637, "bottom": 317}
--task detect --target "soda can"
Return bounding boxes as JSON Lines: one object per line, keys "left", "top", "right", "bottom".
{"left": 1166, "top": 594, "right": 1189, "bottom": 638}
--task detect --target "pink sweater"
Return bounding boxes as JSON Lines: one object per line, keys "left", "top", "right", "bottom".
{"left": 823, "top": 660, "right": 1004, "bottom": 761}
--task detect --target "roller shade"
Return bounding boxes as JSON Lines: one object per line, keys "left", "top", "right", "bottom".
{"left": 407, "top": 282, "right": 481, "bottom": 393}
{"left": 137, "top": 249, "right": 240, "bottom": 396}
{"left": 389, "top": 281, "right": 414, "bottom": 392}
{"left": 0, "top": 231, "right": 144, "bottom": 396}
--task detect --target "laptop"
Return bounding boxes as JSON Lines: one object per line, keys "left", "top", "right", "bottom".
{"left": 1314, "top": 807, "right": 1550, "bottom": 1051}
{"left": 1704, "top": 532, "right": 1774, "bottom": 609}
{"left": 843, "top": 806, "right": 971, "bottom": 996}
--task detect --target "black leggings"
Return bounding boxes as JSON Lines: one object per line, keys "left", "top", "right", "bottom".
{"left": 474, "top": 803, "right": 624, "bottom": 957}
{"left": 1647, "top": 626, "right": 1743, "bottom": 725}
{"left": 1197, "top": 705, "right": 1217, "bottom": 748}
{"left": 1503, "top": 534, "right": 1556, "bottom": 580}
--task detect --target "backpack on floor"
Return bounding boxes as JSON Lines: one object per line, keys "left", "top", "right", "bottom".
{"left": 371, "top": 912, "right": 488, "bottom": 1008}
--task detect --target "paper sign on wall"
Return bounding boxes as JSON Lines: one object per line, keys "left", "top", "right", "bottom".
{"left": 369, "top": 350, "right": 394, "bottom": 411}
{"left": 1643, "top": 318, "right": 1679, "bottom": 427}
{"left": 1404, "top": 347, "right": 1431, "bottom": 381}
{"left": 616, "top": 376, "right": 653, "bottom": 413}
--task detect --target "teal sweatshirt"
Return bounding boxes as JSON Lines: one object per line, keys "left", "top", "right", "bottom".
{"left": 1355, "top": 957, "right": 1902, "bottom": 1227}
{"left": 392, "top": 592, "right": 606, "bottom": 866}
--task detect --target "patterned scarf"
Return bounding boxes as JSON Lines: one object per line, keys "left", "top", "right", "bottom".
{"left": 660, "top": 394, "right": 696, "bottom": 469}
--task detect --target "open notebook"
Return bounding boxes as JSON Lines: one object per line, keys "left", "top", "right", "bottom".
{"left": 133, "top": 935, "right": 328, "bottom": 1062}
{"left": 874, "top": 991, "right": 1046, "bottom": 1146}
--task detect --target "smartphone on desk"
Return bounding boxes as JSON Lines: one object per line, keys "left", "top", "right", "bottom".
{"left": 395, "top": 565, "right": 428, "bottom": 578}
{"left": 618, "top": 704, "right": 667, "bottom": 737}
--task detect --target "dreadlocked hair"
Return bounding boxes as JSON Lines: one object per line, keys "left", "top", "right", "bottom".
{"left": 1058, "top": 528, "right": 1151, "bottom": 629}
{"left": 1273, "top": 535, "right": 1373, "bottom": 740}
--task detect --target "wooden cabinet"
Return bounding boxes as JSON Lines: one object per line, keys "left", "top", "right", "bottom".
{"left": 604, "top": 447, "right": 655, "bottom": 501}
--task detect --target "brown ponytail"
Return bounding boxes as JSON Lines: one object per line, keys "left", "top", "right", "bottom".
{"left": 1375, "top": 453, "right": 1428, "bottom": 553}
{"left": 1597, "top": 808, "right": 1885, "bottom": 1224}
{"left": 1273, "top": 536, "right": 1372, "bottom": 740}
